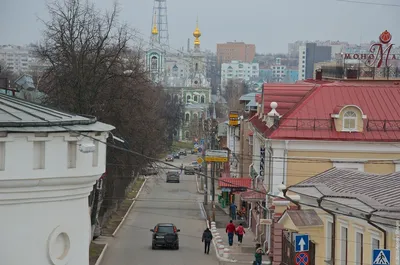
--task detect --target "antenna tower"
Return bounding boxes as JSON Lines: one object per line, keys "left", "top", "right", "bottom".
{"left": 151, "top": 0, "right": 169, "bottom": 49}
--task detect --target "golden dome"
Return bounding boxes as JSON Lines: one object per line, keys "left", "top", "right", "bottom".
{"left": 193, "top": 27, "right": 201, "bottom": 38}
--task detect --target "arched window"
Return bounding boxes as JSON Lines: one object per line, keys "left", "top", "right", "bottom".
{"left": 185, "top": 131, "right": 190, "bottom": 139}
{"left": 193, "top": 113, "right": 198, "bottom": 120}
{"left": 151, "top": 56, "right": 158, "bottom": 70}
{"left": 185, "top": 113, "right": 190, "bottom": 123}
{"left": 200, "top": 95, "right": 205, "bottom": 103}
{"left": 343, "top": 111, "right": 357, "bottom": 130}
{"left": 194, "top": 95, "right": 198, "bottom": 102}
{"left": 195, "top": 63, "right": 198, "bottom": 71}
{"left": 186, "top": 95, "right": 191, "bottom": 103}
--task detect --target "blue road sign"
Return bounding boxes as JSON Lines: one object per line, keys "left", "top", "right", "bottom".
{"left": 373, "top": 249, "right": 390, "bottom": 265}
{"left": 197, "top": 147, "right": 203, "bottom": 153}
{"left": 295, "top": 234, "right": 309, "bottom": 252}
{"left": 200, "top": 139, "right": 205, "bottom": 145}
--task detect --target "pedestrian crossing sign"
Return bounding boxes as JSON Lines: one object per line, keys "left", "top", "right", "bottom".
{"left": 372, "top": 249, "right": 390, "bottom": 265}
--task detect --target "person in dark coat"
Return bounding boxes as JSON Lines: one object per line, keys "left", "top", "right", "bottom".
{"left": 202, "top": 228, "right": 213, "bottom": 254}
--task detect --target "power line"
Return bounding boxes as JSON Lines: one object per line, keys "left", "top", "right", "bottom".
{"left": 337, "top": 0, "right": 400, "bottom": 7}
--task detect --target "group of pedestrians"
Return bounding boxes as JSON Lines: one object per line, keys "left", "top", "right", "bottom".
{"left": 201, "top": 220, "right": 265, "bottom": 264}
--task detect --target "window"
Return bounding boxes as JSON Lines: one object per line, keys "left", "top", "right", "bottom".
{"left": 68, "top": 141, "right": 77, "bottom": 168}
{"left": 326, "top": 221, "right": 333, "bottom": 261}
{"left": 92, "top": 140, "right": 99, "bottom": 167}
{"left": 33, "top": 141, "right": 45, "bottom": 169}
{"left": 343, "top": 111, "right": 357, "bottom": 130}
{"left": 200, "top": 95, "right": 205, "bottom": 103}
{"left": 372, "top": 238, "right": 380, "bottom": 249}
{"left": 194, "top": 95, "right": 198, "bottom": 102}
{"left": 195, "top": 63, "right": 198, "bottom": 71}
{"left": 340, "top": 226, "right": 348, "bottom": 265}
{"left": 193, "top": 114, "right": 198, "bottom": 120}
{"left": 355, "top": 231, "right": 364, "bottom": 265}
{"left": 185, "top": 113, "right": 190, "bottom": 123}
{"left": 186, "top": 95, "right": 191, "bottom": 103}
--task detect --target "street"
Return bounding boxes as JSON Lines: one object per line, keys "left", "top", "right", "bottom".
{"left": 100, "top": 154, "right": 219, "bottom": 265}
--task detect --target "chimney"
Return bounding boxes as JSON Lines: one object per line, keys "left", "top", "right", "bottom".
{"left": 266, "top": 102, "right": 280, "bottom": 128}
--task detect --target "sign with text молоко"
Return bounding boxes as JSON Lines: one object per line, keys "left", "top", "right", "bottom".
{"left": 205, "top": 150, "right": 228, "bottom": 162}
{"left": 229, "top": 111, "right": 239, "bottom": 126}
{"left": 344, "top": 30, "right": 398, "bottom": 68}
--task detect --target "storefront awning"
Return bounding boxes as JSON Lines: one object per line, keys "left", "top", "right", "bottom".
{"left": 241, "top": 184, "right": 266, "bottom": 201}
{"left": 218, "top": 177, "right": 252, "bottom": 188}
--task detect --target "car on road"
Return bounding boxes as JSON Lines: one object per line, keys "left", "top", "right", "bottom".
{"left": 190, "top": 149, "right": 197, "bottom": 154}
{"left": 165, "top": 155, "right": 174, "bottom": 162}
{"left": 191, "top": 161, "right": 201, "bottom": 171}
{"left": 184, "top": 165, "right": 195, "bottom": 175}
{"left": 173, "top": 152, "right": 180, "bottom": 159}
{"left": 179, "top": 149, "right": 187, "bottom": 156}
{"left": 150, "top": 223, "right": 180, "bottom": 249}
{"left": 166, "top": 171, "right": 180, "bottom": 183}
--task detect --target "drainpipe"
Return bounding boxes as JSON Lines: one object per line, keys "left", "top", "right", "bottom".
{"left": 257, "top": 202, "right": 267, "bottom": 243}
{"left": 247, "top": 202, "right": 252, "bottom": 230}
{"left": 317, "top": 197, "right": 336, "bottom": 265}
{"left": 283, "top": 140, "right": 289, "bottom": 185}
{"left": 366, "top": 210, "right": 387, "bottom": 249}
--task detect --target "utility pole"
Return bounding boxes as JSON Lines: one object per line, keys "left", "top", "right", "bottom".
{"left": 203, "top": 117, "right": 209, "bottom": 205}
{"left": 199, "top": 117, "right": 204, "bottom": 190}
{"left": 239, "top": 115, "right": 244, "bottom": 178}
{"left": 211, "top": 120, "right": 217, "bottom": 222}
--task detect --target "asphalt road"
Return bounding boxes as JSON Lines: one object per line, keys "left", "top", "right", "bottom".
{"left": 100, "top": 154, "right": 219, "bottom": 265}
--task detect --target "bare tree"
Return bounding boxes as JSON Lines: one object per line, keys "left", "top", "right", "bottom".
{"left": 223, "top": 79, "right": 247, "bottom": 111}
{"left": 35, "top": 0, "right": 181, "bottom": 234}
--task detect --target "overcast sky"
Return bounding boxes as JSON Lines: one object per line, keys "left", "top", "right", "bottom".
{"left": 1, "top": 0, "right": 399, "bottom": 53}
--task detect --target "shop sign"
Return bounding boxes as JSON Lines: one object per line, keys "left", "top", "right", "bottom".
{"left": 221, "top": 188, "right": 231, "bottom": 192}
{"left": 344, "top": 30, "right": 398, "bottom": 68}
{"left": 232, "top": 187, "right": 247, "bottom": 192}
{"left": 229, "top": 111, "right": 239, "bottom": 126}
{"left": 260, "top": 147, "right": 265, "bottom": 177}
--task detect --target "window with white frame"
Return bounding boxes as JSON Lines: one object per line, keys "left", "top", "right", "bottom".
{"left": 372, "top": 237, "right": 380, "bottom": 249}
{"left": 340, "top": 225, "right": 348, "bottom": 265}
{"left": 333, "top": 162, "right": 364, "bottom": 171}
{"left": 355, "top": 231, "right": 364, "bottom": 265}
{"left": 343, "top": 110, "right": 357, "bottom": 131}
{"left": 326, "top": 220, "right": 333, "bottom": 261}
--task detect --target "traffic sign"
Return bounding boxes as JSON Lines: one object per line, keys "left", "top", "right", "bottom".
{"left": 295, "top": 234, "right": 309, "bottom": 252}
{"left": 373, "top": 249, "right": 390, "bottom": 265}
{"left": 197, "top": 147, "right": 203, "bottom": 153}
{"left": 295, "top": 252, "right": 309, "bottom": 265}
{"left": 197, "top": 157, "right": 204, "bottom": 164}
{"left": 205, "top": 150, "right": 228, "bottom": 162}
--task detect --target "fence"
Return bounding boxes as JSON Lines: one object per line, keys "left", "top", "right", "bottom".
{"left": 281, "top": 231, "right": 315, "bottom": 265}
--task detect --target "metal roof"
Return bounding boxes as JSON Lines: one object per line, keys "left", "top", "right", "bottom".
{"left": 239, "top": 92, "right": 259, "bottom": 102}
{"left": 0, "top": 94, "right": 114, "bottom": 132}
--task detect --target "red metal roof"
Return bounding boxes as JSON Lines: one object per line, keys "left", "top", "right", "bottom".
{"left": 241, "top": 184, "right": 266, "bottom": 200}
{"left": 270, "top": 83, "right": 400, "bottom": 141}
{"left": 218, "top": 177, "right": 252, "bottom": 188}
{"left": 262, "top": 83, "right": 315, "bottom": 116}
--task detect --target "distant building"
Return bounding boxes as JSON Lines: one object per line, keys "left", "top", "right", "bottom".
{"left": 298, "top": 43, "right": 331, "bottom": 80}
{"left": 220, "top": 60, "right": 259, "bottom": 89}
{"left": 216, "top": 42, "right": 255, "bottom": 65}
{"left": 0, "top": 45, "right": 31, "bottom": 74}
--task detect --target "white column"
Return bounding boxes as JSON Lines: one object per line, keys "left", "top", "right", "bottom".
{"left": 0, "top": 175, "right": 100, "bottom": 265}
{"left": 272, "top": 148, "right": 285, "bottom": 195}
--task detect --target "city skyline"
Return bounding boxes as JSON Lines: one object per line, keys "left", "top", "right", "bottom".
{"left": 1, "top": 0, "right": 399, "bottom": 54}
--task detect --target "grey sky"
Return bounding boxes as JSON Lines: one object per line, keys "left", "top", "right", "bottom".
{"left": 1, "top": 0, "right": 399, "bottom": 53}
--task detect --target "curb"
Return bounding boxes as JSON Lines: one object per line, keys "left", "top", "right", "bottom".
{"left": 94, "top": 243, "right": 108, "bottom": 265}
{"left": 195, "top": 174, "right": 204, "bottom": 194}
{"left": 112, "top": 178, "right": 147, "bottom": 237}
{"left": 199, "top": 202, "right": 237, "bottom": 263}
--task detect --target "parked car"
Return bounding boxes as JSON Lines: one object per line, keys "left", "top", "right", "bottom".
{"left": 190, "top": 149, "right": 197, "bottom": 154}
{"left": 166, "top": 171, "right": 180, "bottom": 183}
{"left": 151, "top": 223, "right": 180, "bottom": 249}
{"left": 191, "top": 161, "right": 201, "bottom": 171}
{"left": 141, "top": 166, "right": 159, "bottom": 176}
{"left": 184, "top": 166, "right": 195, "bottom": 175}
{"left": 165, "top": 155, "right": 174, "bottom": 162}
{"left": 173, "top": 153, "right": 180, "bottom": 159}
{"left": 179, "top": 149, "right": 187, "bottom": 156}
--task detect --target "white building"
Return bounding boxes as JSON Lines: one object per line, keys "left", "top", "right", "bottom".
{"left": 0, "top": 94, "right": 114, "bottom": 265}
{"left": 0, "top": 45, "right": 32, "bottom": 74}
{"left": 221, "top": 60, "right": 259, "bottom": 88}
{"left": 270, "top": 58, "right": 286, "bottom": 82}
{"left": 298, "top": 45, "right": 307, "bottom": 80}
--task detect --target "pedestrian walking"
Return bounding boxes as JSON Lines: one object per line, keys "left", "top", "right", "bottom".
{"left": 202, "top": 228, "right": 213, "bottom": 254}
{"left": 226, "top": 220, "right": 236, "bottom": 246}
{"left": 180, "top": 163, "right": 183, "bottom": 174}
{"left": 253, "top": 243, "right": 265, "bottom": 265}
{"left": 230, "top": 202, "right": 237, "bottom": 220}
{"left": 236, "top": 223, "right": 245, "bottom": 244}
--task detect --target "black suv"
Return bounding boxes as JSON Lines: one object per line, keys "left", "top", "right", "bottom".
{"left": 151, "top": 223, "right": 180, "bottom": 249}
{"left": 179, "top": 149, "right": 187, "bottom": 156}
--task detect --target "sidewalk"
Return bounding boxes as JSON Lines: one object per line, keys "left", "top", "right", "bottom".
{"left": 204, "top": 204, "right": 267, "bottom": 264}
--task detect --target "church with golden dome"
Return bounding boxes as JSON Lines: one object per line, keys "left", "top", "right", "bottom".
{"left": 145, "top": 13, "right": 212, "bottom": 141}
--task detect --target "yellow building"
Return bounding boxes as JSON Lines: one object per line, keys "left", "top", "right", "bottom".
{"left": 278, "top": 168, "right": 399, "bottom": 265}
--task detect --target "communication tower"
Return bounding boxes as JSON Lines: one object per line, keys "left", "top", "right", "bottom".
{"left": 151, "top": 0, "right": 169, "bottom": 49}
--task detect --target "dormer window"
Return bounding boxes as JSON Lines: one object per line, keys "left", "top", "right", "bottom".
{"left": 343, "top": 111, "right": 357, "bottom": 131}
